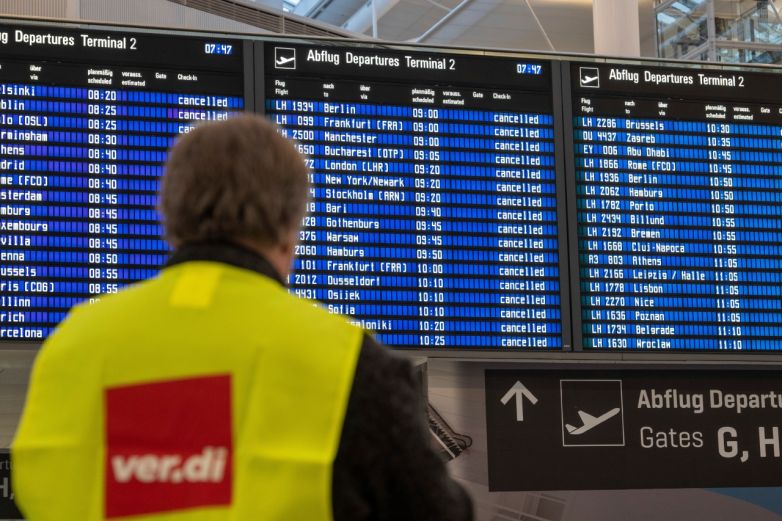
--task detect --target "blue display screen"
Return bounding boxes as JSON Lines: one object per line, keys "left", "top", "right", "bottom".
{"left": 573, "top": 63, "right": 782, "bottom": 351}
{"left": 266, "top": 45, "right": 563, "bottom": 349}
{"left": 0, "top": 26, "right": 244, "bottom": 341}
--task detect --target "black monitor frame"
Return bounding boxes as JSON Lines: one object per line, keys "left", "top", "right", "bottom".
{"left": 2, "top": 16, "right": 782, "bottom": 361}
{"left": 562, "top": 57, "right": 782, "bottom": 359}
{"left": 255, "top": 40, "right": 573, "bottom": 356}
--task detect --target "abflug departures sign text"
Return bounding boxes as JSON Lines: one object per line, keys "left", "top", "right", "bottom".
{"left": 0, "top": 25, "right": 242, "bottom": 72}
{"left": 268, "top": 44, "right": 550, "bottom": 89}
{"left": 576, "top": 63, "right": 772, "bottom": 100}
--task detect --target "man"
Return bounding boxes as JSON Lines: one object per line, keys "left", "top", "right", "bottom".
{"left": 13, "top": 115, "right": 472, "bottom": 521}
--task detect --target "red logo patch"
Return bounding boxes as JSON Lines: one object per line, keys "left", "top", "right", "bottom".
{"left": 105, "top": 374, "right": 233, "bottom": 518}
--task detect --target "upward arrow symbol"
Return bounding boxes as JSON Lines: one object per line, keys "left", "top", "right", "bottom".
{"left": 500, "top": 381, "right": 538, "bottom": 422}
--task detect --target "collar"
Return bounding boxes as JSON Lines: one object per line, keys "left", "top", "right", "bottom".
{"left": 165, "top": 241, "right": 285, "bottom": 285}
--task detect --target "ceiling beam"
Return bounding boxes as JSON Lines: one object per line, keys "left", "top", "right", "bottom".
{"left": 341, "top": 0, "right": 401, "bottom": 33}
{"left": 411, "top": 0, "right": 475, "bottom": 42}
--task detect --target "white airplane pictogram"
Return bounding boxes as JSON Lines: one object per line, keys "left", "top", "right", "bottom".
{"left": 581, "top": 75, "right": 599, "bottom": 85}
{"left": 565, "top": 407, "right": 620, "bottom": 435}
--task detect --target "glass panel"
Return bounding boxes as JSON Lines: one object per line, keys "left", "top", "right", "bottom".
{"left": 656, "top": 0, "right": 710, "bottom": 59}
{"left": 715, "top": 0, "right": 782, "bottom": 44}
{"left": 717, "top": 44, "right": 782, "bottom": 63}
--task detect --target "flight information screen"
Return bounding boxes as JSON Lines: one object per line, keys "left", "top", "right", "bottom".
{"left": 571, "top": 62, "right": 782, "bottom": 351}
{"left": 0, "top": 24, "right": 244, "bottom": 341}
{"left": 265, "top": 44, "right": 566, "bottom": 349}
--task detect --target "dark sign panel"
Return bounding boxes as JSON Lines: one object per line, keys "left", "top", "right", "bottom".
{"left": 0, "top": 452, "right": 21, "bottom": 519}
{"left": 486, "top": 369, "right": 782, "bottom": 490}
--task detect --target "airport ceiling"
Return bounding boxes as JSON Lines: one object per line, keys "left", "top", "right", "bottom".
{"left": 244, "top": 0, "right": 657, "bottom": 56}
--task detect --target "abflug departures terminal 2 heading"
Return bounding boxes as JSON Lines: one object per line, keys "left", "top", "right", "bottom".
{"left": 2, "top": 18, "right": 782, "bottom": 354}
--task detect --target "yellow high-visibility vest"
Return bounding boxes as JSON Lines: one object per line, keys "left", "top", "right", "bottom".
{"left": 13, "top": 261, "right": 363, "bottom": 521}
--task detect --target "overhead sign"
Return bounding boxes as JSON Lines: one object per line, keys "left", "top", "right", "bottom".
{"left": 0, "top": 452, "right": 22, "bottom": 519}
{"left": 485, "top": 369, "right": 782, "bottom": 491}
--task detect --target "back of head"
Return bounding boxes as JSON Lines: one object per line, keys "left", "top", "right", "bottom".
{"left": 159, "top": 114, "right": 310, "bottom": 247}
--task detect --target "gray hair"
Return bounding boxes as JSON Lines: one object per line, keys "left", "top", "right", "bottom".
{"left": 158, "top": 114, "right": 310, "bottom": 246}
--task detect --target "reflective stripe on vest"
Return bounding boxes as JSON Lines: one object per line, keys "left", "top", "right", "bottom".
{"left": 13, "top": 261, "right": 363, "bottom": 521}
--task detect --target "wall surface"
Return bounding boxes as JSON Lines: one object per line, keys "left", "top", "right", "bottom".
{"left": 0, "top": 351, "right": 34, "bottom": 448}
{"left": 78, "top": 0, "right": 266, "bottom": 33}
{"left": 0, "top": 0, "right": 69, "bottom": 19}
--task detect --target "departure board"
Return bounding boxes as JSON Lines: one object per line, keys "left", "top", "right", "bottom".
{"left": 0, "top": 23, "right": 245, "bottom": 341}
{"left": 570, "top": 62, "right": 782, "bottom": 351}
{"left": 265, "top": 44, "right": 568, "bottom": 349}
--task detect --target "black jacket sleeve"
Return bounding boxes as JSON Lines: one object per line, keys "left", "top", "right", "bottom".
{"left": 332, "top": 334, "right": 473, "bottom": 521}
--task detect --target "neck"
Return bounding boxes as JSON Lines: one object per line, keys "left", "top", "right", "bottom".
{"left": 233, "top": 237, "right": 291, "bottom": 279}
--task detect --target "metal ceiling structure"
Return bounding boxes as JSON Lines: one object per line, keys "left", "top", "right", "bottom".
{"left": 238, "top": 0, "right": 659, "bottom": 55}
{"left": 165, "top": 0, "right": 357, "bottom": 36}
{"left": 0, "top": 0, "right": 658, "bottom": 55}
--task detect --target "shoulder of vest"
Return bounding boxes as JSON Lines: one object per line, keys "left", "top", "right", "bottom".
{"left": 56, "top": 262, "right": 365, "bottom": 344}
{"left": 47, "top": 270, "right": 179, "bottom": 348}
{"left": 218, "top": 264, "right": 365, "bottom": 340}
{"left": 262, "top": 276, "right": 362, "bottom": 334}
{"left": 67, "top": 275, "right": 161, "bottom": 317}
{"left": 207, "top": 264, "right": 366, "bottom": 359}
